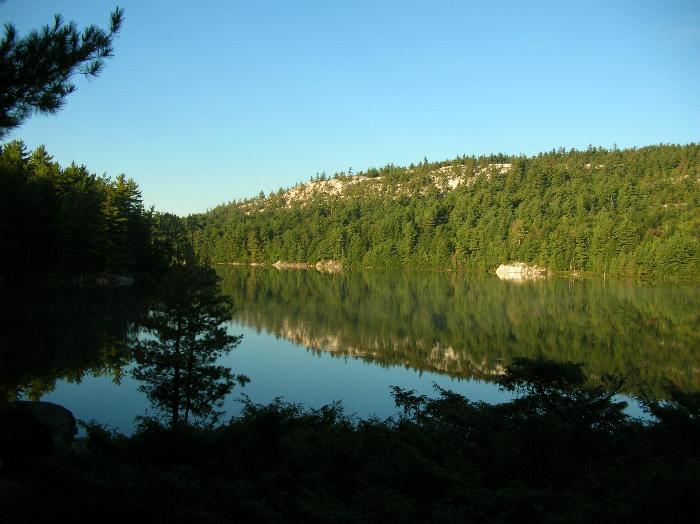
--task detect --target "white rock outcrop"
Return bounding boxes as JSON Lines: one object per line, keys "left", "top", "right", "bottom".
{"left": 495, "top": 262, "right": 548, "bottom": 281}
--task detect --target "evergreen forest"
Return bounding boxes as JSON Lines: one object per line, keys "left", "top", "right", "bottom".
{"left": 2, "top": 141, "right": 698, "bottom": 281}
{"left": 0, "top": 140, "right": 188, "bottom": 280}
{"left": 189, "top": 144, "right": 700, "bottom": 279}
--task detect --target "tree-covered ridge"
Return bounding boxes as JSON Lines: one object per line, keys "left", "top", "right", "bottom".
{"left": 191, "top": 144, "right": 700, "bottom": 278}
{"left": 0, "top": 140, "right": 173, "bottom": 278}
{"left": 219, "top": 267, "right": 700, "bottom": 395}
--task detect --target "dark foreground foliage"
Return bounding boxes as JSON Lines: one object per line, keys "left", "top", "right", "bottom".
{"left": 6, "top": 359, "right": 699, "bottom": 523}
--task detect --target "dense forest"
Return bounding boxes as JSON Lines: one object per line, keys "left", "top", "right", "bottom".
{"left": 0, "top": 140, "right": 188, "bottom": 280}
{"left": 189, "top": 144, "right": 700, "bottom": 278}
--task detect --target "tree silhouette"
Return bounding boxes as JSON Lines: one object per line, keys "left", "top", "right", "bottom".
{"left": 133, "top": 264, "right": 247, "bottom": 428}
{"left": 0, "top": 7, "right": 124, "bottom": 138}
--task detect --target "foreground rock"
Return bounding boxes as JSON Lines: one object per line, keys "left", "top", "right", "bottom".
{"left": 0, "top": 401, "right": 76, "bottom": 473}
{"left": 496, "top": 262, "right": 549, "bottom": 281}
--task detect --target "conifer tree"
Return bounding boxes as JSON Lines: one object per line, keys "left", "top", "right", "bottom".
{"left": 133, "top": 265, "right": 247, "bottom": 428}
{"left": 0, "top": 7, "right": 123, "bottom": 138}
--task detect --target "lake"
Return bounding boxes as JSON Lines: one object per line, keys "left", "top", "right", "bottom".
{"left": 2, "top": 267, "right": 698, "bottom": 434}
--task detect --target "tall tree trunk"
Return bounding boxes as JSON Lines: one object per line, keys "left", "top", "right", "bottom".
{"left": 171, "top": 315, "right": 182, "bottom": 429}
{"left": 184, "top": 339, "right": 194, "bottom": 424}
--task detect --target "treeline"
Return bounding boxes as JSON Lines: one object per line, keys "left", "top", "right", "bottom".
{"left": 0, "top": 141, "right": 187, "bottom": 279}
{"left": 190, "top": 144, "right": 700, "bottom": 278}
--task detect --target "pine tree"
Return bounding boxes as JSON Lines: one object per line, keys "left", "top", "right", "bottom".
{"left": 133, "top": 265, "right": 246, "bottom": 428}
{"left": 0, "top": 8, "right": 123, "bottom": 138}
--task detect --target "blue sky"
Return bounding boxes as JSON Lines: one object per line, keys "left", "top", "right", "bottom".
{"left": 3, "top": 1, "right": 699, "bottom": 215}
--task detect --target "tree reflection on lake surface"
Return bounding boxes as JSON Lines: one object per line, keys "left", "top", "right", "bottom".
{"left": 220, "top": 267, "right": 700, "bottom": 395}
{"left": 133, "top": 265, "right": 247, "bottom": 428}
{"left": 1, "top": 268, "right": 698, "bottom": 431}
{"left": 0, "top": 284, "right": 145, "bottom": 402}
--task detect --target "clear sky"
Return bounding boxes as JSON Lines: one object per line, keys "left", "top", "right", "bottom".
{"left": 3, "top": 0, "right": 699, "bottom": 215}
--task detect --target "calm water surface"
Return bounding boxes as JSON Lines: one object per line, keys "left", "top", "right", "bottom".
{"left": 2, "top": 268, "right": 698, "bottom": 434}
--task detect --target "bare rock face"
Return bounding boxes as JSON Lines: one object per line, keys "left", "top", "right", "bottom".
{"left": 0, "top": 401, "right": 76, "bottom": 473}
{"left": 315, "top": 260, "right": 343, "bottom": 273}
{"left": 273, "top": 261, "right": 312, "bottom": 270}
{"left": 495, "top": 262, "right": 549, "bottom": 281}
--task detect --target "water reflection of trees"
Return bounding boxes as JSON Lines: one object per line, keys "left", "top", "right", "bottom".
{"left": 0, "top": 285, "right": 146, "bottom": 401}
{"left": 133, "top": 265, "right": 247, "bottom": 428}
{"left": 0, "top": 266, "right": 246, "bottom": 423}
{"left": 220, "top": 267, "right": 700, "bottom": 394}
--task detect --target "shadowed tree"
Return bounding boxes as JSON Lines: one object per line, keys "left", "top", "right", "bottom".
{"left": 133, "top": 265, "right": 248, "bottom": 428}
{"left": 498, "top": 357, "right": 629, "bottom": 432}
{"left": 0, "top": 7, "right": 124, "bottom": 138}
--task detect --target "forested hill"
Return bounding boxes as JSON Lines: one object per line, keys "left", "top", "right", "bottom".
{"left": 188, "top": 144, "right": 699, "bottom": 278}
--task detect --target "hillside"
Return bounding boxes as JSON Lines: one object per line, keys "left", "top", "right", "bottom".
{"left": 188, "top": 144, "right": 700, "bottom": 278}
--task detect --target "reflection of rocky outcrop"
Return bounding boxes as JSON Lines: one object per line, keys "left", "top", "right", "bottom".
{"left": 237, "top": 313, "right": 516, "bottom": 382}
{"left": 221, "top": 267, "right": 700, "bottom": 395}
